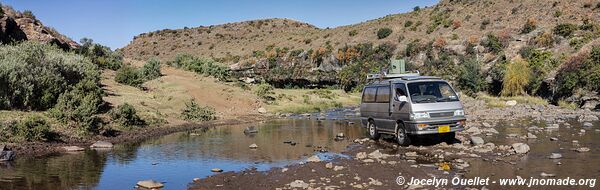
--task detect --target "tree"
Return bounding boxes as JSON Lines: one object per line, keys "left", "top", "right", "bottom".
{"left": 377, "top": 28, "right": 393, "bottom": 39}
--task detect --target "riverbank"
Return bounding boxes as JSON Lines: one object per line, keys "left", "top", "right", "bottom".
{"left": 4, "top": 114, "right": 268, "bottom": 157}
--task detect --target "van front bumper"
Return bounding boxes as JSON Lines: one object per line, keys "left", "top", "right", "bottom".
{"left": 405, "top": 119, "right": 465, "bottom": 135}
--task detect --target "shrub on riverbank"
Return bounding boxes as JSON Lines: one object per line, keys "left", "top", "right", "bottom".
{"left": 115, "top": 59, "right": 162, "bottom": 87}
{"left": 255, "top": 83, "right": 275, "bottom": 100}
{"left": 110, "top": 103, "right": 144, "bottom": 128}
{"left": 0, "top": 116, "right": 53, "bottom": 142}
{"left": 181, "top": 99, "right": 216, "bottom": 122}
{"left": 169, "top": 54, "right": 230, "bottom": 81}
{"left": 0, "top": 42, "right": 102, "bottom": 111}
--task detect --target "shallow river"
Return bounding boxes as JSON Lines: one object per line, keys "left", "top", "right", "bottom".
{"left": 0, "top": 109, "right": 365, "bottom": 190}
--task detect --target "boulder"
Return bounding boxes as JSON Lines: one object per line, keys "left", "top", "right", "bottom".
{"left": 0, "top": 144, "right": 5, "bottom": 151}
{"left": 333, "top": 165, "right": 344, "bottom": 171}
{"left": 367, "top": 150, "right": 386, "bottom": 159}
{"left": 306, "top": 155, "right": 321, "bottom": 162}
{"left": 583, "top": 122, "right": 594, "bottom": 127}
{"left": 356, "top": 152, "right": 367, "bottom": 159}
{"left": 505, "top": 100, "right": 517, "bottom": 106}
{"left": 470, "top": 136, "right": 485, "bottom": 145}
{"left": 211, "top": 168, "right": 223, "bottom": 172}
{"left": 512, "top": 143, "right": 530, "bottom": 154}
{"left": 243, "top": 126, "right": 258, "bottom": 134}
{"left": 289, "top": 180, "right": 309, "bottom": 189}
{"left": 325, "top": 162, "right": 333, "bottom": 169}
{"left": 526, "top": 133, "right": 537, "bottom": 139}
{"left": 249, "top": 144, "right": 258, "bottom": 149}
{"left": 90, "top": 141, "right": 113, "bottom": 149}
{"left": 136, "top": 180, "right": 164, "bottom": 189}
{"left": 548, "top": 153, "right": 562, "bottom": 159}
{"left": 63, "top": 146, "right": 85, "bottom": 152}
{"left": 573, "top": 147, "right": 590, "bottom": 152}
{"left": 257, "top": 107, "right": 267, "bottom": 114}
{"left": 0, "top": 150, "right": 16, "bottom": 162}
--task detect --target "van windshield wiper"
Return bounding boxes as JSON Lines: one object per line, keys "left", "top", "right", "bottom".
{"left": 415, "top": 97, "right": 437, "bottom": 103}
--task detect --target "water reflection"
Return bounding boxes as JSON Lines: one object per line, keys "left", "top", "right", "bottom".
{"left": 0, "top": 118, "right": 365, "bottom": 190}
{"left": 0, "top": 151, "right": 107, "bottom": 190}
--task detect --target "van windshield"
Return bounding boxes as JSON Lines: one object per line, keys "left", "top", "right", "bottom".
{"left": 407, "top": 81, "right": 459, "bottom": 104}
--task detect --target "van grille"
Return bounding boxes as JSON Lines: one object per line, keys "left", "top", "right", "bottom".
{"left": 429, "top": 112, "right": 454, "bottom": 118}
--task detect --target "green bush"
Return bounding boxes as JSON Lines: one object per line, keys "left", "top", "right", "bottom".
{"left": 377, "top": 28, "right": 393, "bottom": 39}
{"left": 348, "top": 30, "right": 358, "bottom": 36}
{"left": 553, "top": 23, "right": 577, "bottom": 38}
{"left": 115, "top": 65, "right": 143, "bottom": 87}
{"left": 140, "top": 59, "right": 162, "bottom": 81}
{"left": 181, "top": 99, "right": 216, "bottom": 122}
{"left": 110, "top": 103, "right": 144, "bottom": 127}
{"left": 50, "top": 79, "right": 104, "bottom": 134}
{"left": 521, "top": 19, "right": 537, "bottom": 34}
{"left": 15, "top": 116, "right": 52, "bottom": 142}
{"left": 255, "top": 83, "right": 274, "bottom": 99}
{"left": 22, "top": 10, "right": 36, "bottom": 19}
{"left": 404, "top": 20, "right": 413, "bottom": 27}
{"left": 170, "top": 54, "right": 230, "bottom": 80}
{"left": 0, "top": 42, "right": 101, "bottom": 110}
{"left": 523, "top": 49, "right": 556, "bottom": 94}
{"left": 501, "top": 59, "right": 530, "bottom": 96}
{"left": 457, "top": 58, "right": 486, "bottom": 95}
{"left": 77, "top": 38, "right": 123, "bottom": 70}
{"left": 482, "top": 34, "right": 503, "bottom": 53}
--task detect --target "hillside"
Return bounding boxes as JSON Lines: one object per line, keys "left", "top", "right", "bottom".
{"left": 123, "top": 0, "right": 597, "bottom": 66}
{"left": 0, "top": 5, "right": 78, "bottom": 49}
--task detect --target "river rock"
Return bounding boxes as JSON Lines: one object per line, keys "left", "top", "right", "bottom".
{"left": 136, "top": 180, "right": 164, "bottom": 189}
{"left": 63, "top": 146, "right": 85, "bottom": 152}
{"left": 90, "top": 141, "right": 113, "bottom": 149}
{"left": 540, "top": 172, "right": 555, "bottom": 177}
{"left": 289, "top": 180, "right": 309, "bottom": 189}
{"left": 325, "top": 162, "right": 333, "bottom": 169}
{"left": 368, "top": 150, "right": 387, "bottom": 159}
{"left": 0, "top": 144, "right": 5, "bottom": 151}
{"left": 546, "top": 124, "right": 559, "bottom": 129}
{"left": 0, "top": 150, "right": 16, "bottom": 162}
{"left": 465, "top": 127, "right": 481, "bottom": 134}
{"left": 243, "top": 126, "right": 258, "bottom": 134}
{"left": 583, "top": 122, "right": 594, "bottom": 127}
{"left": 549, "top": 153, "right": 562, "bottom": 159}
{"left": 527, "top": 133, "right": 537, "bottom": 139}
{"left": 307, "top": 155, "right": 321, "bottom": 162}
{"left": 573, "top": 147, "right": 590, "bottom": 152}
{"left": 211, "top": 168, "right": 223, "bottom": 172}
{"left": 470, "top": 136, "right": 485, "bottom": 145}
{"left": 193, "top": 178, "right": 201, "bottom": 182}
{"left": 356, "top": 152, "right": 367, "bottom": 159}
{"left": 506, "top": 100, "right": 517, "bottom": 106}
{"left": 362, "top": 159, "right": 375, "bottom": 163}
{"left": 512, "top": 143, "right": 530, "bottom": 154}
{"left": 257, "top": 107, "right": 267, "bottom": 114}
{"left": 333, "top": 165, "right": 344, "bottom": 171}
{"left": 579, "top": 114, "right": 599, "bottom": 122}
{"left": 249, "top": 143, "right": 258, "bottom": 149}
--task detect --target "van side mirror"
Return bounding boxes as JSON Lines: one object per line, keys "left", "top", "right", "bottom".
{"left": 397, "top": 96, "right": 408, "bottom": 102}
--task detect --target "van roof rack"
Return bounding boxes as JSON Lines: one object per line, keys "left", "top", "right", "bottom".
{"left": 366, "top": 71, "right": 422, "bottom": 80}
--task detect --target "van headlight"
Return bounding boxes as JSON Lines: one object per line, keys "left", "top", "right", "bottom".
{"left": 454, "top": 109, "right": 465, "bottom": 116}
{"left": 411, "top": 112, "right": 430, "bottom": 120}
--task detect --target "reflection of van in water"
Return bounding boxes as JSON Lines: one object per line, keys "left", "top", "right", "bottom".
{"left": 360, "top": 72, "right": 466, "bottom": 146}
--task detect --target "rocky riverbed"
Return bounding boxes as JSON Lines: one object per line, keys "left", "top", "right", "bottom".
{"left": 191, "top": 99, "right": 600, "bottom": 190}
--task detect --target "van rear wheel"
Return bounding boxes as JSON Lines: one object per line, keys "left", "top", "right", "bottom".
{"left": 367, "top": 121, "right": 380, "bottom": 140}
{"left": 396, "top": 123, "right": 411, "bottom": 146}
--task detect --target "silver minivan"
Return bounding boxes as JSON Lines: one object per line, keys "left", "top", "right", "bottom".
{"left": 360, "top": 74, "right": 466, "bottom": 145}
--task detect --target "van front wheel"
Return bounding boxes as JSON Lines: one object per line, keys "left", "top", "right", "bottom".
{"left": 367, "top": 121, "right": 380, "bottom": 140}
{"left": 396, "top": 123, "right": 411, "bottom": 146}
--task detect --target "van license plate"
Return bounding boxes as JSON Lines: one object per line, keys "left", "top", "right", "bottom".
{"left": 438, "top": 125, "right": 450, "bottom": 133}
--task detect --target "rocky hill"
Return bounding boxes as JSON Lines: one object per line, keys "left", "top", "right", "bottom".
{"left": 0, "top": 5, "right": 78, "bottom": 49}
{"left": 122, "top": 0, "right": 600, "bottom": 106}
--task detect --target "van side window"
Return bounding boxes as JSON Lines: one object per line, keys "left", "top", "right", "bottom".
{"left": 375, "top": 86, "right": 390, "bottom": 103}
{"left": 362, "top": 87, "right": 377, "bottom": 103}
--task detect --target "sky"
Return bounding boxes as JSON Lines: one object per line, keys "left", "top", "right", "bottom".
{"left": 3, "top": 0, "right": 439, "bottom": 49}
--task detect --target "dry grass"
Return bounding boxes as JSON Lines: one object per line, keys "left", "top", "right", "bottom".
{"left": 476, "top": 93, "right": 548, "bottom": 108}
{"left": 264, "top": 88, "right": 360, "bottom": 114}
{"left": 558, "top": 100, "right": 578, "bottom": 109}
